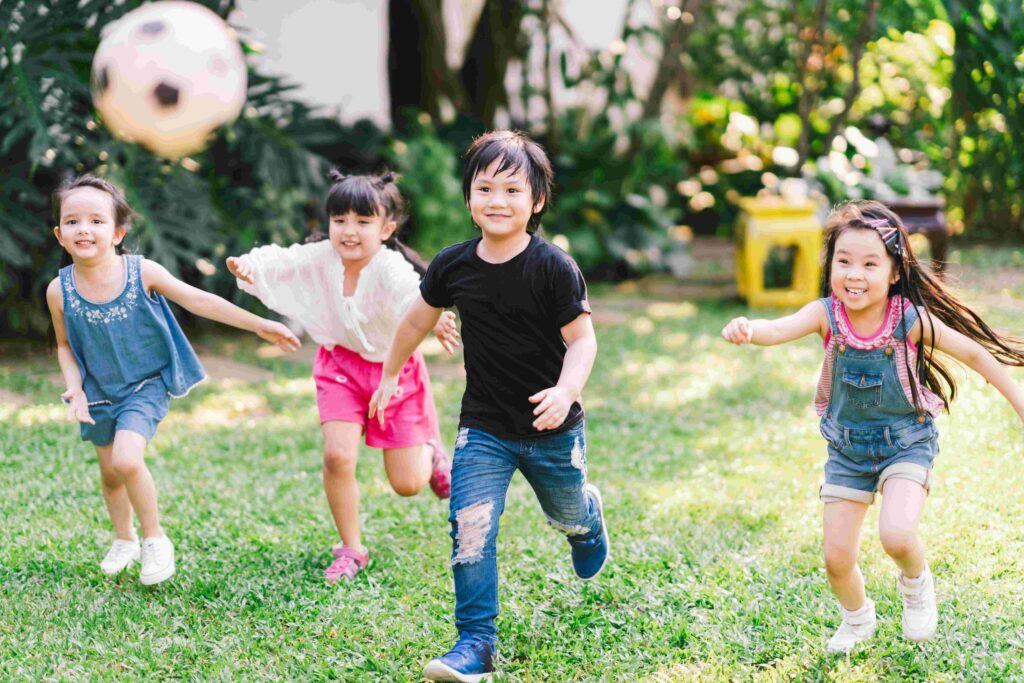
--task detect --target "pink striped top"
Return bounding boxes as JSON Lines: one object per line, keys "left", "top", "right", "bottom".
{"left": 814, "top": 296, "right": 945, "bottom": 417}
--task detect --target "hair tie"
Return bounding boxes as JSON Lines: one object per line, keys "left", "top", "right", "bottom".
{"left": 328, "top": 169, "right": 347, "bottom": 183}
{"left": 863, "top": 217, "right": 902, "bottom": 257}
{"left": 379, "top": 171, "right": 397, "bottom": 185}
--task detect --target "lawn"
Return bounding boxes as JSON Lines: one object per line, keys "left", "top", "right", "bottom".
{"left": 1, "top": 246, "right": 1022, "bottom": 681}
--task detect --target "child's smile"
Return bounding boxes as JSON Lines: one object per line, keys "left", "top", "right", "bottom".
{"left": 830, "top": 228, "right": 898, "bottom": 316}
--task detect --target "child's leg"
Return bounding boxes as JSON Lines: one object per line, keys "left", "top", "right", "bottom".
{"left": 449, "top": 428, "right": 518, "bottom": 644}
{"left": 321, "top": 420, "right": 365, "bottom": 550}
{"left": 109, "top": 430, "right": 162, "bottom": 538}
{"left": 382, "top": 445, "right": 432, "bottom": 497}
{"left": 878, "top": 478, "right": 927, "bottom": 577}
{"left": 95, "top": 443, "right": 135, "bottom": 540}
{"left": 822, "top": 500, "right": 870, "bottom": 610}
{"left": 518, "top": 424, "right": 601, "bottom": 541}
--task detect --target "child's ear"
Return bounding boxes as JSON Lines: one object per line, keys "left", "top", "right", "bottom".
{"left": 52, "top": 225, "right": 62, "bottom": 243}
{"left": 113, "top": 225, "right": 128, "bottom": 245}
{"left": 890, "top": 261, "right": 901, "bottom": 284}
{"left": 532, "top": 194, "right": 546, "bottom": 214}
{"left": 380, "top": 220, "right": 397, "bottom": 242}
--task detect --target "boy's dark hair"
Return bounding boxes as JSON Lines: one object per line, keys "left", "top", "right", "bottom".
{"left": 462, "top": 130, "right": 554, "bottom": 234}
{"left": 319, "top": 169, "right": 426, "bottom": 274}
{"left": 52, "top": 174, "right": 139, "bottom": 230}
{"left": 822, "top": 199, "right": 1024, "bottom": 413}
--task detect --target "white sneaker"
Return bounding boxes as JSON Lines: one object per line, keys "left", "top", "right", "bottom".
{"left": 139, "top": 535, "right": 175, "bottom": 586}
{"left": 100, "top": 537, "right": 140, "bottom": 575}
{"left": 827, "top": 598, "right": 877, "bottom": 653}
{"left": 898, "top": 565, "right": 937, "bottom": 642}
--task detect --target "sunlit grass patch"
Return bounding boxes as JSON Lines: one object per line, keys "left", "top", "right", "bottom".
{"left": 0, "top": 246, "right": 1022, "bottom": 679}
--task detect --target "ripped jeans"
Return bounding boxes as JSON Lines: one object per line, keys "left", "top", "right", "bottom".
{"left": 448, "top": 422, "right": 600, "bottom": 644}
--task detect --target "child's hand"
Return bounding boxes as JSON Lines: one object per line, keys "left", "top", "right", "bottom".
{"left": 226, "top": 256, "right": 254, "bottom": 284}
{"left": 61, "top": 388, "right": 95, "bottom": 425}
{"left": 433, "top": 311, "right": 460, "bottom": 355}
{"left": 368, "top": 375, "right": 399, "bottom": 428}
{"left": 256, "top": 320, "right": 302, "bottom": 352}
{"left": 722, "top": 317, "right": 754, "bottom": 345}
{"left": 529, "top": 385, "right": 575, "bottom": 431}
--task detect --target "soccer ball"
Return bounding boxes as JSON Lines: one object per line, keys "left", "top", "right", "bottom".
{"left": 91, "top": 1, "right": 247, "bottom": 158}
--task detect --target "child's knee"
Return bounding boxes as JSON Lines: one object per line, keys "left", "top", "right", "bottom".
{"left": 98, "top": 464, "right": 122, "bottom": 489}
{"left": 109, "top": 452, "right": 143, "bottom": 479}
{"left": 452, "top": 500, "right": 496, "bottom": 566}
{"left": 879, "top": 525, "right": 918, "bottom": 559}
{"left": 823, "top": 541, "right": 858, "bottom": 575}
{"left": 323, "top": 446, "right": 357, "bottom": 476}
{"left": 390, "top": 476, "right": 425, "bottom": 497}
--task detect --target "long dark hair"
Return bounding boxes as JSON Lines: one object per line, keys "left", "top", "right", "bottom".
{"left": 821, "top": 200, "right": 1024, "bottom": 413}
{"left": 309, "top": 169, "right": 427, "bottom": 275}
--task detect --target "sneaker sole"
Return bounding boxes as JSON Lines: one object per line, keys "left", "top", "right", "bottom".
{"left": 100, "top": 552, "right": 140, "bottom": 576}
{"left": 580, "top": 483, "right": 610, "bottom": 582}
{"left": 826, "top": 623, "right": 877, "bottom": 654}
{"left": 903, "top": 620, "right": 937, "bottom": 642}
{"left": 139, "top": 559, "right": 175, "bottom": 586}
{"left": 422, "top": 659, "right": 493, "bottom": 682}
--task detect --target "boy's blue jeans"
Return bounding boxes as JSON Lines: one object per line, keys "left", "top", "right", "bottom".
{"left": 448, "top": 422, "right": 601, "bottom": 644}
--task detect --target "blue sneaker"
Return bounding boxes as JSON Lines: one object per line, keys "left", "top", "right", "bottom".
{"left": 422, "top": 637, "right": 496, "bottom": 682}
{"left": 569, "top": 484, "right": 609, "bottom": 580}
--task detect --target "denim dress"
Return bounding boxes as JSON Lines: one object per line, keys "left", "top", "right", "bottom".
{"left": 60, "top": 254, "right": 206, "bottom": 444}
{"left": 816, "top": 296, "right": 942, "bottom": 504}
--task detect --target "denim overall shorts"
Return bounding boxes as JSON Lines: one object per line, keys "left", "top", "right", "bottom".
{"left": 818, "top": 297, "right": 939, "bottom": 504}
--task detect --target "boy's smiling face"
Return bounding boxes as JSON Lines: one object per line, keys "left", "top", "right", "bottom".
{"left": 468, "top": 159, "right": 545, "bottom": 240}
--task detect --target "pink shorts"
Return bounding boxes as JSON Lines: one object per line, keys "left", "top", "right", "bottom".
{"left": 313, "top": 345, "right": 440, "bottom": 449}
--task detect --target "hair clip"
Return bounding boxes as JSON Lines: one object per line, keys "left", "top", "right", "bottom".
{"left": 379, "top": 171, "right": 396, "bottom": 184}
{"left": 863, "top": 217, "right": 902, "bottom": 256}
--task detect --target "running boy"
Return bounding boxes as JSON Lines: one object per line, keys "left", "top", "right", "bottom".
{"left": 370, "top": 130, "right": 609, "bottom": 682}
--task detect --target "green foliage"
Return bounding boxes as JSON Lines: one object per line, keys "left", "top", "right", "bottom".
{"left": 0, "top": 0, "right": 332, "bottom": 336}
{"left": 388, "top": 119, "right": 474, "bottom": 259}
{"left": 545, "top": 111, "right": 685, "bottom": 277}
{"left": 946, "top": 0, "right": 1024, "bottom": 239}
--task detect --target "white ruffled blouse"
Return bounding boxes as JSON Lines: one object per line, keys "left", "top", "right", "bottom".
{"left": 237, "top": 240, "right": 420, "bottom": 362}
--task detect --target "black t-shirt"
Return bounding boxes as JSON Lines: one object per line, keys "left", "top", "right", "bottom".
{"left": 420, "top": 234, "right": 591, "bottom": 438}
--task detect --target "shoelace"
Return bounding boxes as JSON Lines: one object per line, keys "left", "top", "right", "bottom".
{"left": 141, "top": 540, "right": 164, "bottom": 566}
{"left": 903, "top": 589, "right": 926, "bottom": 608}
{"left": 105, "top": 542, "right": 136, "bottom": 562}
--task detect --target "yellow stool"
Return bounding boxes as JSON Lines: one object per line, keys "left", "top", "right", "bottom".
{"left": 735, "top": 197, "right": 823, "bottom": 307}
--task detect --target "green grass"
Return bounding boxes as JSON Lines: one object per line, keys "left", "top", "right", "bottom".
{"left": 2, "top": 246, "right": 1023, "bottom": 681}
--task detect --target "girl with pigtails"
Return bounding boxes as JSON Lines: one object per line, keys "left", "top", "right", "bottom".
{"left": 722, "top": 200, "right": 1024, "bottom": 653}
{"left": 228, "top": 170, "right": 460, "bottom": 582}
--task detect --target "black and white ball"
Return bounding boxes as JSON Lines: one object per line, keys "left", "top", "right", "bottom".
{"left": 91, "top": 1, "right": 247, "bottom": 158}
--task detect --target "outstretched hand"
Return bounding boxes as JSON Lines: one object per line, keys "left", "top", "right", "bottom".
{"left": 368, "top": 375, "right": 399, "bottom": 428}
{"left": 434, "top": 310, "right": 460, "bottom": 355}
{"left": 257, "top": 320, "right": 302, "bottom": 352}
{"left": 721, "top": 317, "right": 753, "bottom": 345}
{"left": 61, "top": 387, "right": 95, "bottom": 425}
{"left": 226, "top": 256, "right": 254, "bottom": 285}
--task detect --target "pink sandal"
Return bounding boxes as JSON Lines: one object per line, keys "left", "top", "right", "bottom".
{"left": 427, "top": 439, "right": 452, "bottom": 499}
{"left": 325, "top": 545, "right": 369, "bottom": 583}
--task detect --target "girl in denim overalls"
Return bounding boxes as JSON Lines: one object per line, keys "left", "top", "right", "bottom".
{"left": 47, "top": 175, "right": 300, "bottom": 586}
{"left": 723, "top": 200, "right": 1024, "bottom": 653}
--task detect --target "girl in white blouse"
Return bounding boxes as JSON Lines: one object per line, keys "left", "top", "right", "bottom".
{"left": 228, "top": 170, "right": 459, "bottom": 582}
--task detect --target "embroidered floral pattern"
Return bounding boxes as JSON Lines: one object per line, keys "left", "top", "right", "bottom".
{"left": 63, "top": 256, "right": 140, "bottom": 324}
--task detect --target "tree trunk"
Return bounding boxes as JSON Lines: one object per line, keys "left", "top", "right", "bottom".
{"left": 459, "top": 0, "right": 524, "bottom": 126}
{"left": 387, "top": 0, "right": 468, "bottom": 129}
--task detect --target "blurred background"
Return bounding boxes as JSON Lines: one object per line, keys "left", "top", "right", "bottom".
{"left": 1, "top": 0, "right": 1020, "bottom": 337}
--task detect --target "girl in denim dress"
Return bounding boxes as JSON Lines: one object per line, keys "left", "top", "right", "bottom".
{"left": 47, "top": 175, "right": 300, "bottom": 586}
{"left": 722, "top": 200, "right": 1024, "bottom": 653}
